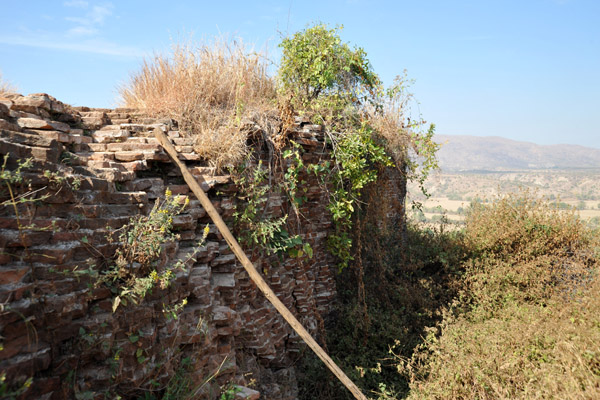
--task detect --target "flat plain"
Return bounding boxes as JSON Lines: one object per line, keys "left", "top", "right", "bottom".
{"left": 408, "top": 168, "right": 600, "bottom": 227}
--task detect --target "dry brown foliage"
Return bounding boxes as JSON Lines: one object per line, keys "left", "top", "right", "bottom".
{"left": 368, "top": 107, "right": 411, "bottom": 170}
{"left": 366, "top": 77, "right": 418, "bottom": 170}
{"left": 0, "top": 72, "right": 18, "bottom": 97}
{"left": 118, "top": 38, "right": 276, "bottom": 170}
{"left": 401, "top": 191, "right": 600, "bottom": 400}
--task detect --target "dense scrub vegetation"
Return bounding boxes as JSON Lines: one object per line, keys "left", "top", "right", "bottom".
{"left": 298, "top": 190, "right": 600, "bottom": 399}
{"left": 402, "top": 191, "right": 600, "bottom": 399}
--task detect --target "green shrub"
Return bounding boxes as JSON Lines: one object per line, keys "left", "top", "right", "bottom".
{"left": 231, "top": 160, "right": 307, "bottom": 258}
{"left": 278, "top": 23, "right": 379, "bottom": 111}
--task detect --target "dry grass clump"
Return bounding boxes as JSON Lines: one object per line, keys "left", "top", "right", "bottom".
{"left": 367, "top": 75, "right": 437, "bottom": 176}
{"left": 400, "top": 191, "right": 600, "bottom": 399}
{"left": 365, "top": 77, "right": 415, "bottom": 169}
{"left": 368, "top": 105, "right": 410, "bottom": 170}
{"left": 0, "top": 72, "right": 18, "bottom": 96}
{"left": 465, "top": 191, "right": 592, "bottom": 262}
{"left": 119, "top": 38, "right": 276, "bottom": 170}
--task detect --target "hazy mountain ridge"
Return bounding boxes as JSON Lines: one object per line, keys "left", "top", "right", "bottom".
{"left": 435, "top": 135, "right": 600, "bottom": 171}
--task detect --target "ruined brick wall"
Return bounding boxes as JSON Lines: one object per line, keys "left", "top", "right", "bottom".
{"left": 0, "top": 93, "right": 406, "bottom": 399}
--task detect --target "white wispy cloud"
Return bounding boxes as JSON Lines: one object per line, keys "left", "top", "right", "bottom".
{"left": 64, "top": 2, "right": 113, "bottom": 37}
{"left": 63, "top": 0, "right": 89, "bottom": 8}
{"left": 90, "top": 5, "right": 112, "bottom": 24}
{"left": 67, "top": 25, "right": 98, "bottom": 36}
{"left": 1, "top": 2, "right": 144, "bottom": 58}
{"left": 0, "top": 34, "right": 146, "bottom": 58}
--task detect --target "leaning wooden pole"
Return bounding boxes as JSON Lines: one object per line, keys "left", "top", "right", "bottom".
{"left": 154, "top": 129, "right": 368, "bottom": 400}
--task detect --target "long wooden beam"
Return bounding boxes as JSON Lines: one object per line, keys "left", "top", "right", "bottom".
{"left": 154, "top": 129, "right": 367, "bottom": 400}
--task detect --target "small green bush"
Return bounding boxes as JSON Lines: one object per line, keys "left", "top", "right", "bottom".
{"left": 278, "top": 23, "right": 379, "bottom": 110}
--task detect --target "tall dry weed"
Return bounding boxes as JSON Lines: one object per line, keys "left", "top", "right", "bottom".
{"left": 367, "top": 75, "right": 423, "bottom": 170}
{"left": 464, "top": 190, "right": 593, "bottom": 261}
{"left": 368, "top": 107, "right": 410, "bottom": 170}
{"left": 0, "top": 72, "right": 18, "bottom": 97}
{"left": 119, "top": 38, "right": 276, "bottom": 170}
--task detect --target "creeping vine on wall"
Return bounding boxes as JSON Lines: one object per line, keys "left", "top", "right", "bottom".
{"left": 278, "top": 23, "right": 439, "bottom": 270}
{"left": 231, "top": 155, "right": 313, "bottom": 261}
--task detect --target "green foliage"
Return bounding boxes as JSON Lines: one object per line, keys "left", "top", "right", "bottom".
{"left": 327, "top": 123, "right": 393, "bottom": 269}
{"left": 163, "top": 297, "right": 188, "bottom": 321}
{"left": 300, "top": 191, "right": 600, "bottom": 399}
{"left": 282, "top": 142, "right": 308, "bottom": 207}
{"left": 334, "top": 123, "right": 392, "bottom": 193}
{"left": 278, "top": 23, "right": 439, "bottom": 270}
{"left": 219, "top": 384, "right": 241, "bottom": 400}
{"left": 1, "top": 153, "right": 82, "bottom": 204}
{"left": 0, "top": 154, "right": 33, "bottom": 187}
{"left": 71, "top": 190, "right": 206, "bottom": 313}
{"left": 298, "top": 217, "right": 464, "bottom": 399}
{"left": 0, "top": 372, "right": 32, "bottom": 400}
{"left": 1, "top": 153, "right": 82, "bottom": 265}
{"left": 465, "top": 191, "right": 592, "bottom": 262}
{"left": 232, "top": 159, "right": 310, "bottom": 259}
{"left": 278, "top": 23, "right": 379, "bottom": 109}
{"left": 406, "top": 124, "right": 440, "bottom": 200}
{"left": 100, "top": 190, "right": 194, "bottom": 310}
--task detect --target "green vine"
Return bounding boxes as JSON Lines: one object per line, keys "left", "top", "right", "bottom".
{"left": 278, "top": 23, "right": 439, "bottom": 270}
{"left": 232, "top": 159, "right": 311, "bottom": 259}
{"left": 71, "top": 190, "right": 207, "bottom": 312}
{"left": 326, "top": 123, "right": 393, "bottom": 270}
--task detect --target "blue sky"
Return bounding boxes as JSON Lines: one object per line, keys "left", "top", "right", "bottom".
{"left": 0, "top": 0, "right": 598, "bottom": 148}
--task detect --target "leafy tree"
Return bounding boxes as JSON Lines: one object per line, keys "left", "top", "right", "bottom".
{"left": 278, "top": 24, "right": 380, "bottom": 109}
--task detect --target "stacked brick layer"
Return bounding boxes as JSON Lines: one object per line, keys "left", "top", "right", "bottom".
{"left": 0, "top": 93, "right": 405, "bottom": 399}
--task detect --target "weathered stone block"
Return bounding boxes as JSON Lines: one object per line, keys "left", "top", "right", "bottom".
{"left": 0, "top": 102, "right": 10, "bottom": 119}
{"left": 92, "top": 129, "right": 129, "bottom": 143}
{"left": 0, "top": 119, "right": 22, "bottom": 132}
{"left": 1, "top": 129, "right": 56, "bottom": 147}
{"left": 33, "top": 129, "right": 71, "bottom": 143}
{"left": 16, "top": 117, "right": 53, "bottom": 130}
{"left": 211, "top": 273, "right": 236, "bottom": 288}
{"left": 0, "top": 265, "right": 30, "bottom": 285}
{"left": 114, "top": 151, "right": 144, "bottom": 162}
{"left": 13, "top": 93, "right": 53, "bottom": 111}
{"left": 80, "top": 111, "right": 109, "bottom": 129}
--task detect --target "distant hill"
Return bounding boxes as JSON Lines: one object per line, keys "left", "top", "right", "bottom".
{"left": 435, "top": 135, "right": 600, "bottom": 172}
